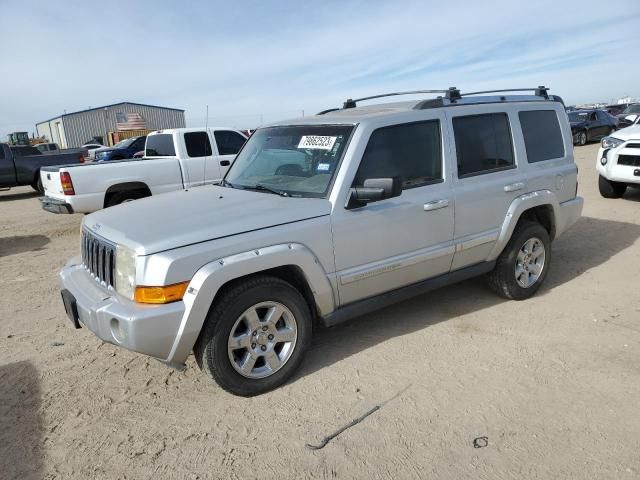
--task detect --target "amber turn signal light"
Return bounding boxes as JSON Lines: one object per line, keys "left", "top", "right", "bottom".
{"left": 134, "top": 281, "right": 189, "bottom": 304}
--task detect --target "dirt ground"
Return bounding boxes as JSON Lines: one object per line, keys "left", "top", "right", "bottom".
{"left": 1, "top": 143, "right": 639, "bottom": 479}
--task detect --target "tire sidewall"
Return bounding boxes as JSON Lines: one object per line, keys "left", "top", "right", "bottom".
{"left": 501, "top": 223, "right": 551, "bottom": 300}
{"left": 579, "top": 131, "right": 587, "bottom": 146}
{"left": 205, "top": 281, "right": 312, "bottom": 396}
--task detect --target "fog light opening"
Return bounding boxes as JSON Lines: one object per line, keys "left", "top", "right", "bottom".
{"left": 110, "top": 318, "right": 126, "bottom": 343}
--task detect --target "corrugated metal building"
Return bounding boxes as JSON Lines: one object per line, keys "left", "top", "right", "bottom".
{"left": 35, "top": 102, "right": 185, "bottom": 148}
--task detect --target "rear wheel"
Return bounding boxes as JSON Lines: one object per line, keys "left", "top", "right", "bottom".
{"left": 577, "top": 131, "right": 587, "bottom": 146}
{"left": 598, "top": 175, "right": 626, "bottom": 198}
{"left": 487, "top": 221, "right": 550, "bottom": 300}
{"left": 194, "top": 275, "right": 312, "bottom": 396}
{"left": 105, "top": 190, "right": 147, "bottom": 207}
{"left": 31, "top": 176, "right": 43, "bottom": 194}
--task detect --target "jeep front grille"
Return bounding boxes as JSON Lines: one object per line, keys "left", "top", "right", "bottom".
{"left": 618, "top": 155, "right": 640, "bottom": 167}
{"left": 81, "top": 228, "right": 116, "bottom": 288}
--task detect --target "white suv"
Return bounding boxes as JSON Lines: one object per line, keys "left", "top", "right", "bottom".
{"left": 58, "top": 87, "right": 583, "bottom": 396}
{"left": 597, "top": 116, "right": 640, "bottom": 198}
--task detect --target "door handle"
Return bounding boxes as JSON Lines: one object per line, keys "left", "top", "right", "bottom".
{"left": 423, "top": 199, "right": 449, "bottom": 211}
{"left": 220, "top": 160, "right": 230, "bottom": 166}
{"left": 503, "top": 182, "right": 525, "bottom": 192}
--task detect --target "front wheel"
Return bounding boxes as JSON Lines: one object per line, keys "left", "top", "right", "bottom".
{"left": 598, "top": 175, "right": 626, "bottom": 198}
{"left": 194, "top": 276, "right": 312, "bottom": 396}
{"left": 487, "top": 221, "right": 551, "bottom": 300}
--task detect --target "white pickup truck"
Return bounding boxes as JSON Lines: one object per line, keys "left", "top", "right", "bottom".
{"left": 40, "top": 127, "right": 247, "bottom": 214}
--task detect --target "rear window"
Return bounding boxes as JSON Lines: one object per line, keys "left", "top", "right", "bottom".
{"left": 184, "top": 131, "right": 212, "bottom": 157}
{"left": 519, "top": 110, "right": 565, "bottom": 163}
{"left": 145, "top": 134, "right": 176, "bottom": 157}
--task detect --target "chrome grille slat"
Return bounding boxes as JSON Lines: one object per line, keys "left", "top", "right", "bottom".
{"left": 81, "top": 228, "right": 116, "bottom": 289}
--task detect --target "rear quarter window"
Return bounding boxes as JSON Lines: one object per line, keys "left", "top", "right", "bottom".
{"left": 453, "top": 113, "right": 514, "bottom": 177}
{"left": 518, "top": 110, "right": 565, "bottom": 163}
{"left": 145, "top": 134, "right": 176, "bottom": 157}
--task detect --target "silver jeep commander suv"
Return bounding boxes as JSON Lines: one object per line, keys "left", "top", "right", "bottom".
{"left": 60, "top": 86, "right": 583, "bottom": 396}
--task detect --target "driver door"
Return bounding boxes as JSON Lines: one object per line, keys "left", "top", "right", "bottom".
{"left": 331, "top": 115, "right": 455, "bottom": 306}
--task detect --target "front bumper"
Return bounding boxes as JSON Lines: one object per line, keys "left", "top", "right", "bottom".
{"left": 40, "top": 196, "right": 74, "bottom": 214}
{"left": 59, "top": 258, "right": 185, "bottom": 363}
{"left": 597, "top": 146, "right": 640, "bottom": 183}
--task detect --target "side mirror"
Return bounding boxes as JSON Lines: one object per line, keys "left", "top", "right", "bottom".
{"left": 347, "top": 177, "right": 402, "bottom": 209}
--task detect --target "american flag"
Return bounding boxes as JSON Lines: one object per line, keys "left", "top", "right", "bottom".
{"left": 115, "top": 112, "right": 146, "bottom": 131}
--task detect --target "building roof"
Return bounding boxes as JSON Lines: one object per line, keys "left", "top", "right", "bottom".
{"left": 36, "top": 101, "right": 185, "bottom": 125}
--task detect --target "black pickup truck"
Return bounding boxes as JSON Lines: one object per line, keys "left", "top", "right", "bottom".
{"left": 0, "top": 143, "right": 85, "bottom": 193}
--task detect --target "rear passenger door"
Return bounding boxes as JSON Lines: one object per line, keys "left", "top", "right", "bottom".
{"left": 213, "top": 130, "right": 247, "bottom": 177}
{"left": 447, "top": 107, "right": 527, "bottom": 270}
{"left": 331, "top": 116, "right": 455, "bottom": 306}
{"left": 183, "top": 131, "right": 214, "bottom": 187}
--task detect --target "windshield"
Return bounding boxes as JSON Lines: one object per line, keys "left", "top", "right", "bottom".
{"left": 622, "top": 104, "right": 640, "bottom": 114}
{"left": 114, "top": 138, "right": 135, "bottom": 149}
{"left": 568, "top": 112, "right": 589, "bottom": 122}
{"left": 225, "top": 125, "right": 353, "bottom": 198}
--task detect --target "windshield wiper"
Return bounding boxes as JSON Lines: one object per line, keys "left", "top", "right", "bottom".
{"left": 251, "top": 183, "right": 290, "bottom": 197}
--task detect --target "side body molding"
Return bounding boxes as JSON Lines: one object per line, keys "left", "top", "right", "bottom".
{"left": 487, "top": 190, "right": 559, "bottom": 262}
{"left": 164, "top": 243, "right": 335, "bottom": 364}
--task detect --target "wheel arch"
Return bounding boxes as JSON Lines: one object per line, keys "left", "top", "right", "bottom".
{"left": 104, "top": 182, "right": 151, "bottom": 207}
{"left": 164, "top": 243, "right": 336, "bottom": 365}
{"left": 487, "top": 190, "right": 560, "bottom": 262}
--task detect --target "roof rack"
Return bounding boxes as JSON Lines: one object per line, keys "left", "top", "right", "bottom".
{"left": 317, "top": 86, "right": 553, "bottom": 115}
{"left": 342, "top": 89, "right": 452, "bottom": 109}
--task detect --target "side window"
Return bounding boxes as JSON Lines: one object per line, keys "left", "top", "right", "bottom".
{"left": 589, "top": 112, "right": 597, "bottom": 121}
{"left": 0, "top": 146, "right": 4, "bottom": 160}
{"left": 214, "top": 131, "right": 246, "bottom": 155}
{"left": 453, "top": 113, "right": 514, "bottom": 177}
{"left": 132, "top": 137, "right": 145, "bottom": 151}
{"left": 353, "top": 120, "right": 442, "bottom": 189}
{"left": 184, "top": 132, "right": 212, "bottom": 157}
{"left": 519, "top": 110, "right": 565, "bottom": 163}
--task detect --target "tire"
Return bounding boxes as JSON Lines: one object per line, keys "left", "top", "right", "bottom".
{"left": 487, "top": 221, "right": 551, "bottom": 300}
{"left": 31, "top": 176, "right": 43, "bottom": 194}
{"left": 598, "top": 175, "right": 626, "bottom": 199}
{"left": 577, "top": 131, "right": 587, "bottom": 146}
{"left": 105, "top": 190, "right": 147, "bottom": 207}
{"left": 194, "top": 275, "right": 312, "bottom": 396}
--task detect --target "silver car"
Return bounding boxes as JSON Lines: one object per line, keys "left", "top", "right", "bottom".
{"left": 59, "top": 87, "right": 583, "bottom": 396}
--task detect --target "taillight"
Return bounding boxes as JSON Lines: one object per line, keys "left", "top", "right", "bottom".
{"left": 60, "top": 172, "right": 75, "bottom": 196}
{"left": 79, "top": 154, "right": 85, "bottom": 163}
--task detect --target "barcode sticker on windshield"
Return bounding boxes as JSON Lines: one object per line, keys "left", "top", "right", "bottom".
{"left": 298, "top": 135, "right": 337, "bottom": 150}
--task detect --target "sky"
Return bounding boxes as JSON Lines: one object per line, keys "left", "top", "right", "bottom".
{"left": 1, "top": 0, "right": 639, "bottom": 140}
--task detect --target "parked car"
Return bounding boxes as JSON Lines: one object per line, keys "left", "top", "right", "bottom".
{"left": 605, "top": 104, "right": 627, "bottom": 116}
{"left": 40, "top": 127, "right": 247, "bottom": 213}
{"left": 596, "top": 117, "right": 640, "bottom": 198}
{"left": 93, "top": 136, "right": 147, "bottom": 161}
{"left": 35, "top": 142, "right": 60, "bottom": 153}
{"left": 82, "top": 143, "right": 106, "bottom": 160}
{"left": 616, "top": 103, "right": 640, "bottom": 129}
{"left": 57, "top": 87, "right": 583, "bottom": 396}
{"left": 0, "top": 143, "right": 85, "bottom": 193}
{"left": 568, "top": 109, "right": 617, "bottom": 146}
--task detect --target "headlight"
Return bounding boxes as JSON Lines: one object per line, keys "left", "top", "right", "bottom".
{"left": 115, "top": 245, "right": 136, "bottom": 300}
{"left": 601, "top": 136, "right": 624, "bottom": 149}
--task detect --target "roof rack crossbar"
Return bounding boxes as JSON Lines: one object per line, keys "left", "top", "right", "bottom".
{"left": 343, "top": 89, "right": 450, "bottom": 109}
{"left": 459, "top": 86, "right": 549, "bottom": 99}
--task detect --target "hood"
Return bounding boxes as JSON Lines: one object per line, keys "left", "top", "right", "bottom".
{"left": 608, "top": 124, "right": 640, "bottom": 141}
{"left": 84, "top": 185, "right": 332, "bottom": 255}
